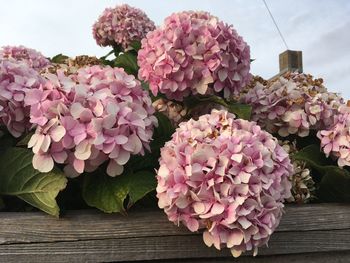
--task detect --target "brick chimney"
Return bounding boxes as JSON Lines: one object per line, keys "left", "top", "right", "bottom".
{"left": 279, "top": 50, "right": 303, "bottom": 73}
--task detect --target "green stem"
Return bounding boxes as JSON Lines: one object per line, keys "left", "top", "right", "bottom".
{"left": 100, "top": 50, "right": 114, "bottom": 60}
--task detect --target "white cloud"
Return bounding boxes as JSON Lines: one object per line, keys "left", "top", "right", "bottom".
{"left": 0, "top": 0, "right": 349, "bottom": 97}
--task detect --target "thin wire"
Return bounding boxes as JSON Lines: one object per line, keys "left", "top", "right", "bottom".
{"left": 262, "top": 0, "right": 289, "bottom": 50}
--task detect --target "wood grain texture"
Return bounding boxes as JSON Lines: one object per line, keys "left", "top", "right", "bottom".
{"left": 0, "top": 203, "right": 349, "bottom": 244}
{"left": 0, "top": 203, "right": 349, "bottom": 262}
{"left": 153, "top": 251, "right": 350, "bottom": 263}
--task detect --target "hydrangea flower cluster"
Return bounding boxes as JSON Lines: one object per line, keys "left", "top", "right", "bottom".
{"left": 317, "top": 104, "right": 350, "bottom": 167}
{"left": 138, "top": 11, "right": 251, "bottom": 101}
{"left": 0, "top": 59, "right": 45, "bottom": 137}
{"left": 92, "top": 4, "right": 155, "bottom": 49}
{"left": 280, "top": 140, "right": 315, "bottom": 203}
{"left": 156, "top": 110, "right": 292, "bottom": 257}
{"left": 0, "top": 45, "right": 51, "bottom": 71}
{"left": 241, "top": 72, "right": 343, "bottom": 137}
{"left": 27, "top": 65, "right": 157, "bottom": 177}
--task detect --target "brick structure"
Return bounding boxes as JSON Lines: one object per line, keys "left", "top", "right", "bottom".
{"left": 279, "top": 50, "right": 303, "bottom": 73}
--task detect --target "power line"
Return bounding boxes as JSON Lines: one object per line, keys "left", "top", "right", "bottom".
{"left": 262, "top": 0, "right": 289, "bottom": 50}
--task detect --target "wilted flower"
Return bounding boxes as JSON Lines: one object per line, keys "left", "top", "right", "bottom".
{"left": 92, "top": 4, "right": 155, "bottom": 49}
{"left": 0, "top": 45, "right": 51, "bottom": 71}
{"left": 156, "top": 110, "right": 292, "bottom": 257}
{"left": 27, "top": 65, "right": 157, "bottom": 176}
{"left": 46, "top": 55, "right": 102, "bottom": 75}
{"left": 317, "top": 104, "right": 350, "bottom": 167}
{"left": 0, "top": 59, "right": 45, "bottom": 137}
{"left": 241, "top": 72, "right": 343, "bottom": 137}
{"left": 280, "top": 140, "right": 316, "bottom": 203}
{"left": 152, "top": 98, "right": 187, "bottom": 126}
{"left": 138, "top": 11, "right": 251, "bottom": 101}
{"left": 233, "top": 75, "right": 268, "bottom": 101}
{"left": 152, "top": 97, "right": 227, "bottom": 127}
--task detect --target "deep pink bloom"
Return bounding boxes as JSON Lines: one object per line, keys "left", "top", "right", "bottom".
{"left": 156, "top": 110, "right": 292, "bottom": 257}
{"left": 92, "top": 4, "right": 155, "bottom": 49}
{"left": 241, "top": 72, "right": 343, "bottom": 137}
{"left": 0, "top": 46, "right": 51, "bottom": 71}
{"left": 317, "top": 105, "right": 350, "bottom": 167}
{"left": 27, "top": 66, "right": 157, "bottom": 177}
{"left": 0, "top": 59, "right": 45, "bottom": 137}
{"left": 138, "top": 11, "right": 251, "bottom": 101}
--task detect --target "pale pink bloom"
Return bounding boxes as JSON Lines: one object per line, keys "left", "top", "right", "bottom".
{"left": 241, "top": 72, "right": 343, "bottom": 137}
{"left": 28, "top": 65, "right": 157, "bottom": 176}
{"left": 0, "top": 59, "right": 45, "bottom": 137}
{"left": 317, "top": 105, "right": 350, "bottom": 167}
{"left": 0, "top": 45, "right": 51, "bottom": 71}
{"left": 92, "top": 4, "right": 155, "bottom": 49}
{"left": 138, "top": 11, "right": 251, "bottom": 101}
{"left": 156, "top": 110, "right": 292, "bottom": 257}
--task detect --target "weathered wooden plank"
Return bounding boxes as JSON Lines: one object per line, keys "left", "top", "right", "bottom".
{"left": 0, "top": 229, "right": 349, "bottom": 262}
{"left": 156, "top": 251, "right": 350, "bottom": 263}
{"left": 0, "top": 203, "right": 349, "bottom": 245}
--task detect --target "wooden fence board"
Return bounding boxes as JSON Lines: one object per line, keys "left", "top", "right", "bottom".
{"left": 0, "top": 203, "right": 349, "bottom": 262}
{"left": 0, "top": 203, "right": 349, "bottom": 244}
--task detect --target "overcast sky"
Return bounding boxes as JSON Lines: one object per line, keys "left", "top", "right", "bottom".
{"left": 0, "top": 0, "right": 349, "bottom": 97}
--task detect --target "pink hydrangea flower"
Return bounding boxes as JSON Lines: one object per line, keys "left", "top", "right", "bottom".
{"left": 0, "top": 45, "right": 51, "bottom": 71}
{"left": 138, "top": 11, "right": 251, "bottom": 101}
{"left": 317, "top": 104, "right": 350, "bottom": 167}
{"left": 156, "top": 110, "right": 292, "bottom": 257}
{"left": 92, "top": 4, "right": 155, "bottom": 49}
{"left": 0, "top": 59, "right": 45, "bottom": 137}
{"left": 241, "top": 72, "right": 343, "bottom": 137}
{"left": 27, "top": 66, "right": 157, "bottom": 177}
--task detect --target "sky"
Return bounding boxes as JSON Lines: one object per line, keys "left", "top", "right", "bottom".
{"left": 0, "top": 0, "right": 349, "bottom": 97}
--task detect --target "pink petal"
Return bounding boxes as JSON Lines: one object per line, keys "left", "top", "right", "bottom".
{"left": 75, "top": 140, "right": 92, "bottom": 160}
{"left": 24, "top": 89, "right": 42, "bottom": 105}
{"left": 70, "top": 103, "right": 85, "bottom": 119}
{"left": 123, "top": 134, "right": 142, "bottom": 154}
{"left": 52, "top": 151, "right": 68, "bottom": 163}
{"left": 211, "top": 203, "right": 225, "bottom": 215}
{"left": 114, "top": 149, "right": 130, "bottom": 165}
{"left": 115, "top": 135, "right": 128, "bottom": 144}
{"left": 203, "top": 231, "right": 213, "bottom": 247}
{"left": 50, "top": 125, "right": 66, "bottom": 142}
{"left": 238, "top": 217, "right": 252, "bottom": 229}
{"left": 107, "top": 160, "right": 124, "bottom": 177}
{"left": 230, "top": 248, "right": 242, "bottom": 258}
{"left": 186, "top": 218, "right": 199, "bottom": 232}
{"left": 227, "top": 229, "right": 244, "bottom": 248}
{"left": 73, "top": 158, "right": 85, "bottom": 173}
{"left": 32, "top": 154, "right": 54, "bottom": 173}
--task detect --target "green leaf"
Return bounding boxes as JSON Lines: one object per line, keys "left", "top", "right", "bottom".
{"left": 0, "top": 147, "right": 67, "bottom": 216}
{"left": 292, "top": 144, "right": 333, "bottom": 173}
{"left": 121, "top": 112, "right": 175, "bottom": 175}
{"left": 16, "top": 132, "right": 34, "bottom": 147}
{"left": 114, "top": 52, "right": 139, "bottom": 75}
{"left": 151, "top": 112, "right": 175, "bottom": 153}
{"left": 129, "top": 41, "right": 141, "bottom": 52}
{"left": 293, "top": 144, "right": 350, "bottom": 202}
{"left": 82, "top": 170, "right": 156, "bottom": 213}
{"left": 0, "top": 130, "right": 17, "bottom": 155}
{"left": 183, "top": 95, "right": 252, "bottom": 120}
{"left": 141, "top": 81, "right": 150, "bottom": 92}
{"left": 51, "top": 53, "right": 69, "bottom": 63}
{"left": 227, "top": 102, "right": 252, "bottom": 120}
{"left": 318, "top": 169, "right": 350, "bottom": 202}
